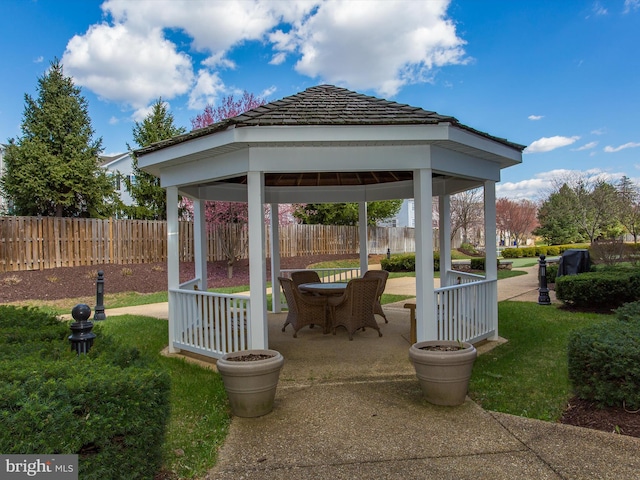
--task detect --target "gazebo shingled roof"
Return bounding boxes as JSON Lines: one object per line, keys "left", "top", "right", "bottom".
{"left": 136, "top": 85, "right": 525, "bottom": 154}
{"left": 136, "top": 85, "right": 524, "bottom": 189}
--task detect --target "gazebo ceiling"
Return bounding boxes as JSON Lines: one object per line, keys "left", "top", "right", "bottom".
{"left": 222, "top": 170, "right": 418, "bottom": 187}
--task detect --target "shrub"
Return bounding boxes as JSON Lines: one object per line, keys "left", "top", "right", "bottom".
{"left": 501, "top": 247, "right": 520, "bottom": 258}
{"left": 502, "top": 243, "right": 589, "bottom": 259}
{"left": 613, "top": 300, "right": 640, "bottom": 324}
{"left": 535, "top": 246, "right": 548, "bottom": 256}
{"left": 470, "top": 257, "right": 485, "bottom": 270}
{"left": 555, "top": 269, "right": 640, "bottom": 310}
{"left": 380, "top": 253, "right": 442, "bottom": 272}
{"left": 546, "top": 246, "right": 560, "bottom": 256}
{"left": 521, "top": 246, "right": 536, "bottom": 257}
{"left": 0, "top": 306, "right": 171, "bottom": 479}
{"left": 567, "top": 319, "right": 640, "bottom": 409}
{"left": 545, "top": 263, "right": 558, "bottom": 284}
{"left": 459, "top": 242, "right": 478, "bottom": 256}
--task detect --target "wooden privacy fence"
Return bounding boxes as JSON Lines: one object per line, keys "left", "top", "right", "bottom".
{"left": 0, "top": 216, "right": 419, "bottom": 273}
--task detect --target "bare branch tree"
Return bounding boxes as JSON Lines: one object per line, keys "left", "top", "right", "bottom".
{"left": 450, "top": 188, "right": 484, "bottom": 245}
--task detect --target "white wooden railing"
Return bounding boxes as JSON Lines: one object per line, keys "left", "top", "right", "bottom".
{"left": 169, "top": 267, "right": 495, "bottom": 359}
{"left": 170, "top": 288, "right": 250, "bottom": 359}
{"left": 434, "top": 278, "right": 497, "bottom": 344}
{"left": 444, "top": 269, "right": 486, "bottom": 286}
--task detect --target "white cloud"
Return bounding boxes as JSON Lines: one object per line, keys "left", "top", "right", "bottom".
{"left": 273, "top": 0, "right": 467, "bottom": 97}
{"left": 497, "top": 168, "right": 630, "bottom": 200}
{"left": 524, "top": 135, "right": 580, "bottom": 154}
{"left": 62, "top": 23, "right": 194, "bottom": 110}
{"left": 261, "top": 85, "right": 278, "bottom": 98}
{"left": 188, "top": 70, "right": 226, "bottom": 110}
{"left": 604, "top": 142, "right": 640, "bottom": 153}
{"left": 591, "top": 128, "right": 606, "bottom": 135}
{"left": 61, "top": 0, "right": 466, "bottom": 116}
{"left": 528, "top": 115, "right": 543, "bottom": 120}
{"left": 573, "top": 141, "right": 598, "bottom": 151}
{"left": 624, "top": 0, "right": 640, "bottom": 13}
{"left": 592, "top": 2, "right": 608, "bottom": 15}
{"left": 34, "top": 56, "right": 44, "bottom": 63}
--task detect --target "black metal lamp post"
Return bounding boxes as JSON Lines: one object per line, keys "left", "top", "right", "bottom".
{"left": 387, "top": 248, "right": 391, "bottom": 260}
{"left": 69, "top": 304, "right": 96, "bottom": 355}
{"left": 538, "top": 255, "right": 551, "bottom": 305}
{"left": 94, "top": 270, "right": 106, "bottom": 321}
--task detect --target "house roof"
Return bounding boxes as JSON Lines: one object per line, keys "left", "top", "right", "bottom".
{"left": 135, "top": 85, "right": 525, "bottom": 156}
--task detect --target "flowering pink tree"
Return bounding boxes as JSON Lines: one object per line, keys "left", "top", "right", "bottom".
{"left": 191, "top": 91, "right": 265, "bottom": 130}
{"left": 181, "top": 196, "right": 300, "bottom": 278}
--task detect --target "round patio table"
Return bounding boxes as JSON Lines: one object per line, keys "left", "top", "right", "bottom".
{"left": 298, "top": 282, "right": 348, "bottom": 296}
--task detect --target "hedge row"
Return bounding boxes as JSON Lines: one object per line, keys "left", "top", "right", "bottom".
{"left": 501, "top": 243, "right": 591, "bottom": 258}
{"left": 381, "top": 253, "right": 444, "bottom": 272}
{"left": 568, "top": 303, "right": 640, "bottom": 409}
{"left": 0, "top": 306, "right": 171, "bottom": 480}
{"left": 555, "top": 268, "right": 640, "bottom": 310}
{"left": 381, "top": 253, "right": 503, "bottom": 272}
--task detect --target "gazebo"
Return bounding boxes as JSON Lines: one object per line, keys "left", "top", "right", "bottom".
{"left": 135, "top": 85, "right": 524, "bottom": 359}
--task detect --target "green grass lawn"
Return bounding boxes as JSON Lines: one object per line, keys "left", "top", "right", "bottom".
{"left": 469, "top": 302, "right": 607, "bottom": 421}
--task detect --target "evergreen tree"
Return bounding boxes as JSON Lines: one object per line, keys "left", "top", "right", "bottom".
{"left": 0, "top": 59, "right": 117, "bottom": 217}
{"left": 534, "top": 184, "right": 583, "bottom": 244}
{"left": 125, "top": 99, "right": 186, "bottom": 220}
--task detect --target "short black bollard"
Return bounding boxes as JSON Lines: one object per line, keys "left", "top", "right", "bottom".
{"left": 69, "top": 304, "right": 96, "bottom": 355}
{"left": 538, "top": 255, "right": 551, "bottom": 305}
{"left": 94, "top": 270, "right": 106, "bottom": 321}
{"left": 386, "top": 248, "right": 391, "bottom": 260}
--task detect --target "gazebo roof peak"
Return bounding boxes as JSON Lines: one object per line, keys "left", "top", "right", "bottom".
{"left": 232, "top": 84, "right": 455, "bottom": 126}
{"left": 136, "top": 85, "right": 525, "bottom": 156}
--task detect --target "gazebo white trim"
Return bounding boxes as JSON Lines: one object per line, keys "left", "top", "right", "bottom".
{"left": 135, "top": 85, "right": 523, "bottom": 359}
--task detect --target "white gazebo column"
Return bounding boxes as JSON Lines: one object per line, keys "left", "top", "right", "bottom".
{"left": 247, "top": 171, "right": 268, "bottom": 349}
{"left": 193, "top": 198, "right": 207, "bottom": 291}
{"left": 414, "top": 169, "right": 436, "bottom": 341}
{"left": 359, "top": 202, "right": 368, "bottom": 275}
{"left": 484, "top": 180, "right": 499, "bottom": 340}
{"left": 166, "top": 186, "right": 180, "bottom": 353}
{"left": 439, "top": 195, "right": 452, "bottom": 287}
{"left": 270, "top": 203, "right": 282, "bottom": 313}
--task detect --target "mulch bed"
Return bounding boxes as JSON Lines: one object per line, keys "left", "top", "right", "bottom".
{"left": 561, "top": 396, "right": 640, "bottom": 438}
{"left": 1, "top": 253, "right": 639, "bottom": 440}
{"left": 0, "top": 254, "right": 359, "bottom": 304}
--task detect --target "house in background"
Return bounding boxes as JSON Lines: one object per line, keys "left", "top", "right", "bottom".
{"left": 100, "top": 152, "right": 135, "bottom": 207}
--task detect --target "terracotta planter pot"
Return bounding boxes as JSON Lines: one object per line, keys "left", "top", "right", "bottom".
{"left": 216, "top": 349, "right": 284, "bottom": 418}
{"left": 409, "top": 340, "right": 477, "bottom": 406}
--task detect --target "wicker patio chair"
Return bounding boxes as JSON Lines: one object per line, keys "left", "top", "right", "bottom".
{"left": 291, "top": 270, "right": 322, "bottom": 289}
{"left": 362, "top": 270, "right": 389, "bottom": 323}
{"left": 279, "top": 277, "right": 329, "bottom": 337}
{"left": 328, "top": 277, "right": 382, "bottom": 340}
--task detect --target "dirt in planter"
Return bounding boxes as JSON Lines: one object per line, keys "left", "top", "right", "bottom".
{"left": 418, "top": 345, "right": 467, "bottom": 352}
{"left": 226, "top": 353, "right": 275, "bottom": 362}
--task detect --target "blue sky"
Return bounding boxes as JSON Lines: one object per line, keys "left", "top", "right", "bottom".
{"left": 1, "top": 0, "right": 639, "bottom": 200}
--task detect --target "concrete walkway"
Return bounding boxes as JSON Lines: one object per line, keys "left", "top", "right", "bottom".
{"left": 105, "top": 268, "right": 639, "bottom": 479}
